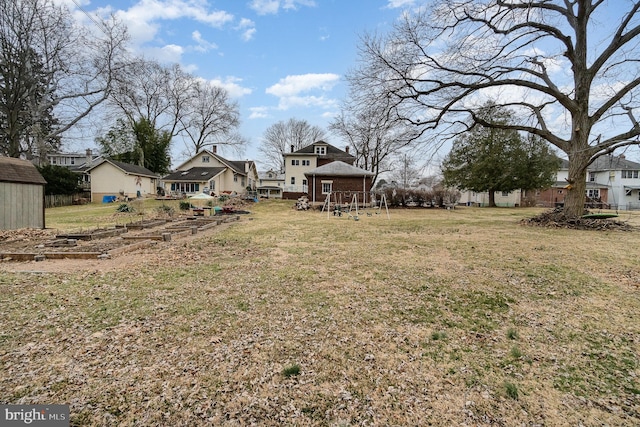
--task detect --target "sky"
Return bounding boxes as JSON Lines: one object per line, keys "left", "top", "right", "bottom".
{"left": 66, "top": 0, "right": 419, "bottom": 167}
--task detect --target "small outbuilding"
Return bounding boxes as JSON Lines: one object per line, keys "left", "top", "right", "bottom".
{"left": 305, "top": 161, "right": 374, "bottom": 206}
{"left": 0, "top": 157, "right": 47, "bottom": 230}
{"left": 86, "top": 159, "right": 159, "bottom": 203}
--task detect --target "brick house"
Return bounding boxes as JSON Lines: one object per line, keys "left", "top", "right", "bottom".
{"left": 304, "top": 161, "right": 374, "bottom": 206}
{"left": 283, "top": 141, "right": 355, "bottom": 199}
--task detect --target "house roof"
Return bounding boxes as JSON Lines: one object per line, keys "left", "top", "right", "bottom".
{"left": 305, "top": 161, "right": 374, "bottom": 177}
{"left": 288, "top": 141, "right": 355, "bottom": 162}
{"left": 174, "top": 149, "right": 254, "bottom": 177}
{"left": 163, "top": 167, "right": 225, "bottom": 181}
{"left": 0, "top": 157, "right": 47, "bottom": 185}
{"left": 258, "top": 170, "right": 285, "bottom": 180}
{"left": 86, "top": 159, "right": 158, "bottom": 178}
{"left": 589, "top": 155, "right": 640, "bottom": 171}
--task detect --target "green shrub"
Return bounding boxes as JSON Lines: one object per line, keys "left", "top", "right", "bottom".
{"left": 116, "top": 203, "right": 135, "bottom": 213}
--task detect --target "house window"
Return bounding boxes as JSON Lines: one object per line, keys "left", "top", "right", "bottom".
{"left": 291, "top": 159, "right": 299, "bottom": 166}
{"left": 202, "top": 156, "right": 210, "bottom": 163}
{"left": 622, "top": 170, "right": 639, "bottom": 178}
{"left": 302, "top": 160, "right": 310, "bottom": 166}
{"left": 589, "top": 172, "right": 596, "bottom": 182}
{"left": 234, "top": 175, "right": 238, "bottom": 182}
{"left": 321, "top": 181, "right": 332, "bottom": 194}
{"left": 557, "top": 189, "right": 563, "bottom": 194}
{"left": 291, "top": 177, "right": 296, "bottom": 185}
{"left": 173, "top": 182, "right": 200, "bottom": 193}
{"left": 501, "top": 191, "right": 509, "bottom": 197}
{"left": 586, "top": 189, "right": 600, "bottom": 198}
{"left": 302, "top": 179, "right": 307, "bottom": 186}
{"left": 315, "top": 146, "right": 326, "bottom": 155}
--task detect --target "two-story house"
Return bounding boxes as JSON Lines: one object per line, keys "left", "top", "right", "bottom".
{"left": 534, "top": 154, "right": 640, "bottom": 210}
{"left": 283, "top": 141, "right": 355, "bottom": 199}
{"left": 257, "top": 169, "right": 285, "bottom": 199}
{"left": 163, "top": 147, "right": 258, "bottom": 197}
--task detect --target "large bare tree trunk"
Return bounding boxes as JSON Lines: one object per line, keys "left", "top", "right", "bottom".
{"left": 564, "top": 153, "right": 589, "bottom": 217}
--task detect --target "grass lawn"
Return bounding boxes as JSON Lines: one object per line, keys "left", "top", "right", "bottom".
{"left": 1, "top": 200, "right": 639, "bottom": 425}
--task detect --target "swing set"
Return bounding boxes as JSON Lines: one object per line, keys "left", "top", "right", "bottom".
{"left": 321, "top": 191, "right": 390, "bottom": 220}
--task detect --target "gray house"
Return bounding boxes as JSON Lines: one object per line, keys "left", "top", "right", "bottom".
{"left": 0, "top": 157, "right": 47, "bottom": 230}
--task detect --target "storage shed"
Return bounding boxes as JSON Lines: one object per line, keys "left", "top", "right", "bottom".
{"left": 0, "top": 157, "right": 47, "bottom": 230}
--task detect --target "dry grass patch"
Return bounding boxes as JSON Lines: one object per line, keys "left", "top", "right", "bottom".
{"left": 1, "top": 201, "right": 639, "bottom": 425}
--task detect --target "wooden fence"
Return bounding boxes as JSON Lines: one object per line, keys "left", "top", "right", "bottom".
{"left": 45, "top": 194, "right": 77, "bottom": 208}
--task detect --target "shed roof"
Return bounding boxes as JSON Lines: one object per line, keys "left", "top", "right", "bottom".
{"left": 0, "top": 157, "right": 47, "bottom": 185}
{"left": 86, "top": 159, "right": 158, "bottom": 178}
{"left": 305, "top": 161, "right": 374, "bottom": 177}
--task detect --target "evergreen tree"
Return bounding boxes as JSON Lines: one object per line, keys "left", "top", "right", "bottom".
{"left": 37, "top": 164, "right": 79, "bottom": 195}
{"left": 442, "top": 105, "right": 559, "bottom": 207}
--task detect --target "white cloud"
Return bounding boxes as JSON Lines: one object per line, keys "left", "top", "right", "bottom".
{"left": 237, "top": 18, "right": 256, "bottom": 41}
{"left": 265, "top": 73, "right": 340, "bottom": 111}
{"left": 108, "top": 0, "right": 233, "bottom": 48}
{"left": 242, "top": 28, "right": 257, "bottom": 41}
{"left": 144, "top": 44, "right": 185, "bottom": 63}
{"left": 266, "top": 73, "right": 340, "bottom": 97}
{"left": 192, "top": 30, "right": 218, "bottom": 52}
{"left": 207, "top": 76, "right": 253, "bottom": 98}
{"left": 275, "top": 95, "right": 337, "bottom": 110}
{"left": 249, "top": 106, "right": 270, "bottom": 119}
{"left": 386, "top": 0, "right": 415, "bottom": 8}
{"left": 249, "top": 0, "right": 316, "bottom": 15}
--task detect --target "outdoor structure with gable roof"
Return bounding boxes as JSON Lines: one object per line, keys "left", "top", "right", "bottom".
{"left": 85, "top": 159, "right": 159, "bottom": 203}
{"left": 162, "top": 148, "right": 258, "bottom": 197}
{"left": 305, "top": 160, "right": 375, "bottom": 206}
{"left": 0, "top": 157, "right": 47, "bottom": 229}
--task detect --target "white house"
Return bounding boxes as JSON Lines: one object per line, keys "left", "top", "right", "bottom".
{"left": 85, "top": 159, "right": 158, "bottom": 203}
{"left": 163, "top": 148, "right": 258, "bottom": 196}
{"left": 257, "top": 169, "right": 285, "bottom": 199}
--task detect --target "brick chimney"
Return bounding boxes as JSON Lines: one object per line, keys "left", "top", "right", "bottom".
{"left": 291, "top": 144, "right": 295, "bottom": 153}
{"left": 345, "top": 146, "right": 350, "bottom": 154}
{"left": 211, "top": 145, "right": 217, "bottom": 154}
{"left": 85, "top": 149, "right": 93, "bottom": 166}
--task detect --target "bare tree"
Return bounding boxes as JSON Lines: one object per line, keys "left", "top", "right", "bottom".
{"left": 352, "top": 0, "right": 640, "bottom": 217}
{"left": 330, "top": 87, "right": 420, "bottom": 184}
{"left": 258, "top": 118, "right": 326, "bottom": 171}
{"left": 179, "top": 80, "right": 242, "bottom": 156}
{"left": 110, "top": 58, "right": 244, "bottom": 158}
{"left": 110, "top": 58, "right": 185, "bottom": 135}
{"left": 0, "top": 0, "right": 128, "bottom": 160}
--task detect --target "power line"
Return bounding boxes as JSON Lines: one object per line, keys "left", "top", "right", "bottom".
{"left": 69, "top": 0, "right": 111, "bottom": 37}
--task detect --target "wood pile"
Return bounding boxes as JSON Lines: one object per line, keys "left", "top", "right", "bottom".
{"left": 295, "top": 195, "right": 310, "bottom": 210}
{"left": 521, "top": 209, "right": 635, "bottom": 231}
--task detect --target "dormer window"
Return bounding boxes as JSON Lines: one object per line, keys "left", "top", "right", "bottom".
{"left": 202, "top": 156, "right": 210, "bottom": 163}
{"left": 314, "top": 146, "right": 326, "bottom": 155}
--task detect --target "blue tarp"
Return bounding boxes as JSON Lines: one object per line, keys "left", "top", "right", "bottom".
{"left": 102, "top": 195, "right": 117, "bottom": 203}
